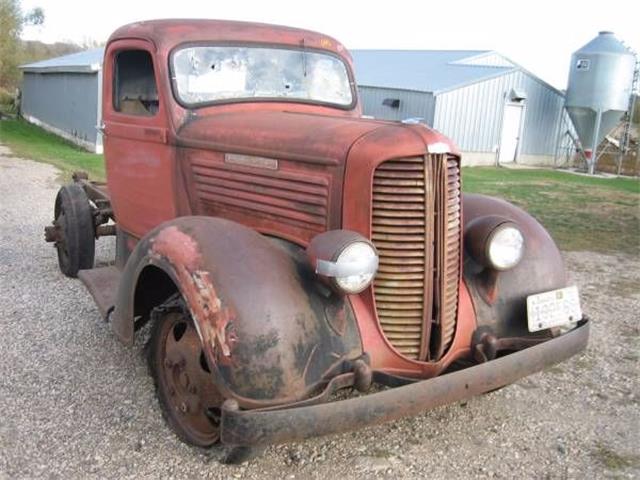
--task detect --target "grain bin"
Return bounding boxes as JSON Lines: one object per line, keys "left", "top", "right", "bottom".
{"left": 565, "top": 31, "right": 636, "bottom": 174}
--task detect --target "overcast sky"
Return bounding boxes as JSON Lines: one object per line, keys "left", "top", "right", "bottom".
{"left": 20, "top": 0, "right": 639, "bottom": 90}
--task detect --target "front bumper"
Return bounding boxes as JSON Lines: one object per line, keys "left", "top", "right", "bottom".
{"left": 221, "top": 319, "right": 589, "bottom": 446}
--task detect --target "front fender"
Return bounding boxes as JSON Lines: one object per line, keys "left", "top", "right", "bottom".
{"left": 112, "top": 217, "right": 362, "bottom": 407}
{"left": 462, "top": 194, "right": 567, "bottom": 338}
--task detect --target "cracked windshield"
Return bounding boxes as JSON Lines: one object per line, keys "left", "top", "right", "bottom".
{"left": 172, "top": 46, "right": 353, "bottom": 106}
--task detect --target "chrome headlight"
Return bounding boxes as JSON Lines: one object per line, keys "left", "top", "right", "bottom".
{"left": 486, "top": 224, "right": 525, "bottom": 270}
{"left": 308, "top": 231, "right": 379, "bottom": 294}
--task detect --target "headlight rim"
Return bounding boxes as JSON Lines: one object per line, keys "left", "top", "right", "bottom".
{"left": 307, "top": 230, "right": 379, "bottom": 295}
{"left": 484, "top": 222, "right": 525, "bottom": 271}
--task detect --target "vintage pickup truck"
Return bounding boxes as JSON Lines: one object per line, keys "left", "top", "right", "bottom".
{"left": 44, "top": 19, "right": 588, "bottom": 460}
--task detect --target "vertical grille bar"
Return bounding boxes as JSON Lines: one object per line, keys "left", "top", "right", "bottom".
{"left": 420, "top": 159, "right": 435, "bottom": 360}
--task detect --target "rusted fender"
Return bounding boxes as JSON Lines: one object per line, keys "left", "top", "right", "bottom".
{"left": 111, "top": 216, "right": 362, "bottom": 407}
{"left": 462, "top": 194, "right": 567, "bottom": 338}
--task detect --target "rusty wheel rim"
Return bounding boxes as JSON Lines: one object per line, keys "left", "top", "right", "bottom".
{"left": 157, "top": 312, "right": 223, "bottom": 446}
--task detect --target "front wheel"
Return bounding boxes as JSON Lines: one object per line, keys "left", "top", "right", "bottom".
{"left": 53, "top": 184, "right": 95, "bottom": 277}
{"left": 148, "top": 304, "right": 225, "bottom": 448}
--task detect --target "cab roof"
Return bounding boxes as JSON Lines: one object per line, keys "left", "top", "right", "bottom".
{"left": 108, "top": 19, "right": 350, "bottom": 60}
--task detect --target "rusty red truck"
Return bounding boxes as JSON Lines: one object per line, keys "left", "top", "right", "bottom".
{"left": 44, "top": 19, "right": 588, "bottom": 460}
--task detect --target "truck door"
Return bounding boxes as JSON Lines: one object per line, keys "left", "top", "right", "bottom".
{"left": 102, "top": 40, "right": 177, "bottom": 238}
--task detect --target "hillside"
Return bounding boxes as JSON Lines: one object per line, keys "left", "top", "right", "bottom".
{"left": 19, "top": 40, "right": 84, "bottom": 66}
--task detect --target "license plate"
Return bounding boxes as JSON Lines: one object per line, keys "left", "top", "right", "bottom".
{"left": 526, "top": 286, "right": 582, "bottom": 332}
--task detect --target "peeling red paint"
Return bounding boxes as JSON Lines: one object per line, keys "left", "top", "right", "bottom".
{"left": 151, "top": 226, "right": 236, "bottom": 358}
{"left": 152, "top": 226, "right": 201, "bottom": 271}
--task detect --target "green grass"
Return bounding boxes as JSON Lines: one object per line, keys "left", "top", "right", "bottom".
{"left": 463, "top": 167, "right": 640, "bottom": 255}
{"left": 0, "top": 118, "right": 104, "bottom": 181}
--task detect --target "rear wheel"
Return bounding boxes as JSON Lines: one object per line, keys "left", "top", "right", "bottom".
{"left": 53, "top": 184, "right": 95, "bottom": 277}
{"left": 148, "top": 304, "right": 224, "bottom": 448}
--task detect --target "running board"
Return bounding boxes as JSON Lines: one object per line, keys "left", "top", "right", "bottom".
{"left": 78, "top": 266, "right": 121, "bottom": 320}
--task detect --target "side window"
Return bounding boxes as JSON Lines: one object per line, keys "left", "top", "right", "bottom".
{"left": 113, "top": 50, "right": 159, "bottom": 116}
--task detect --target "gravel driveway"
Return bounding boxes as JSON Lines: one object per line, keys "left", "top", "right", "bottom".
{"left": 1, "top": 147, "right": 638, "bottom": 479}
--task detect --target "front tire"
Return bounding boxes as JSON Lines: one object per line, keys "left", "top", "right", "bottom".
{"left": 148, "top": 303, "right": 224, "bottom": 448}
{"left": 53, "top": 184, "right": 95, "bottom": 277}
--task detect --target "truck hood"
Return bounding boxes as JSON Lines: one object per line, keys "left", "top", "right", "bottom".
{"left": 175, "top": 110, "right": 454, "bottom": 165}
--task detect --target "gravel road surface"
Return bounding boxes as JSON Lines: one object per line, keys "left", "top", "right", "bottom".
{"left": 1, "top": 146, "right": 638, "bottom": 479}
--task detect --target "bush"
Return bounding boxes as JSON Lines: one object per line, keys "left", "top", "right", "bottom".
{"left": 0, "top": 87, "right": 14, "bottom": 104}
{"left": 0, "top": 87, "right": 17, "bottom": 113}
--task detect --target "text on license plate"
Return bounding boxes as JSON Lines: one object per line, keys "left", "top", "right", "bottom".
{"left": 526, "top": 286, "right": 582, "bottom": 332}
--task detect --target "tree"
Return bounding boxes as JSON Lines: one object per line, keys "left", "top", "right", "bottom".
{"left": 0, "top": 0, "right": 22, "bottom": 88}
{"left": 24, "top": 6, "right": 44, "bottom": 26}
{"left": 0, "top": 0, "right": 44, "bottom": 89}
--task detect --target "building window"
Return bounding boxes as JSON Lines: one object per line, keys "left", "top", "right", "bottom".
{"left": 383, "top": 98, "right": 400, "bottom": 109}
{"left": 113, "top": 50, "right": 159, "bottom": 116}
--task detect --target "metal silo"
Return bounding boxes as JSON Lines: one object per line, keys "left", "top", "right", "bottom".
{"left": 565, "top": 31, "right": 636, "bottom": 174}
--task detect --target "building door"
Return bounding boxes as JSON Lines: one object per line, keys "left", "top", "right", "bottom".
{"left": 498, "top": 103, "right": 524, "bottom": 164}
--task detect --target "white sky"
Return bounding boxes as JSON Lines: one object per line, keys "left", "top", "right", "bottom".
{"left": 20, "top": 0, "right": 639, "bottom": 90}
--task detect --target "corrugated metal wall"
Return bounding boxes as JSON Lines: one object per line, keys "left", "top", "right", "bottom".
{"left": 21, "top": 72, "right": 100, "bottom": 147}
{"left": 358, "top": 86, "right": 435, "bottom": 124}
{"left": 433, "top": 70, "right": 566, "bottom": 155}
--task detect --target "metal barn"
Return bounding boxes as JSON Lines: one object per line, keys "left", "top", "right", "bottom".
{"left": 20, "top": 48, "right": 104, "bottom": 153}
{"left": 352, "top": 50, "right": 575, "bottom": 166}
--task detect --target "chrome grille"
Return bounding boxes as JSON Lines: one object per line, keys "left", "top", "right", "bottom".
{"left": 372, "top": 157, "right": 430, "bottom": 359}
{"left": 371, "top": 155, "right": 461, "bottom": 361}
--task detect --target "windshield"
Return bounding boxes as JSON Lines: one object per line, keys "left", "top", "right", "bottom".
{"left": 172, "top": 45, "right": 354, "bottom": 107}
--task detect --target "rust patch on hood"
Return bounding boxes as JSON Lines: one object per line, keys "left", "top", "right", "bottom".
{"left": 151, "top": 225, "right": 237, "bottom": 359}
